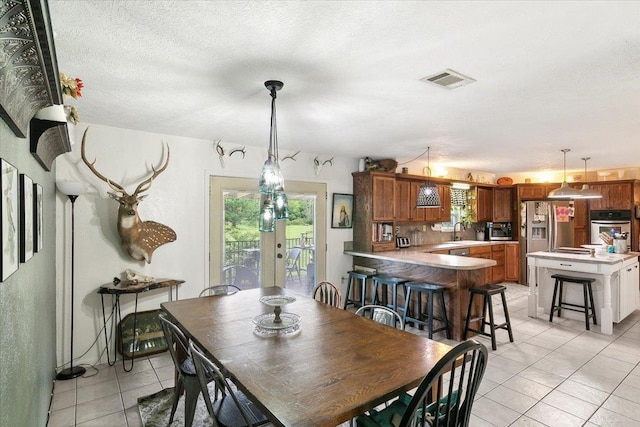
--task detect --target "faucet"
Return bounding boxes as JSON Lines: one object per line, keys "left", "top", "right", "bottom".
{"left": 452, "top": 222, "right": 466, "bottom": 241}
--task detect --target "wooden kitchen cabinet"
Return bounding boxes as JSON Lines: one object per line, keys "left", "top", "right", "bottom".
{"left": 505, "top": 243, "right": 520, "bottom": 282}
{"left": 470, "top": 245, "right": 492, "bottom": 284}
{"left": 573, "top": 199, "right": 589, "bottom": 247}
{"left": 588, "top": 182, "right": 634, "bottom": 210}
{"left": 394, "top": 179, "right": 410, "bottom": 222}
{"left": 517, "top": 183, "right": 560, "bottom": 200}
{"left": 395, "top": 178, "right": 430, "bottom": 223}
{"left": 409, "top": 181, "right": 426, "bottom": 222}
{"left": 475, "top": 187, "right": 493, "bottom": 222}
{"left": 353, "top": 171, "right": 397, "bottom": 252}
{"left": 372, "top": 174, "right": 395, "bottom": 221}
{"left": 491, "top": 244, "right": 506, "bottom": 284}
{"left": 493, "top": 187, "right": 514, "bottom": 222}
{"left": 425, "top": 184, "right": 451, "bottom": 223}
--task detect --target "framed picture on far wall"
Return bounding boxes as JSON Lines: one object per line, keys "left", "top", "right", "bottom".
{"left": 1, "top": 158, "right": 19, "bottom": 281}
{"left": 19, "top": 173, "right": 33, "bottom": 263}
{"left": 331, "top": 193, "right": 353, "bottom": 229}
{"left": 33, "top": 183, "right": 43, "bottom": 252}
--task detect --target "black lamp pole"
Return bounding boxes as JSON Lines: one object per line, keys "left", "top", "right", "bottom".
{"left": 56, "top": 194, "right": 86, "bottom": 380}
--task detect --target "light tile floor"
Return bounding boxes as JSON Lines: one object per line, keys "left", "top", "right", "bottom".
{"left": 47, "top": 284, "right": 640, "bottom": 426}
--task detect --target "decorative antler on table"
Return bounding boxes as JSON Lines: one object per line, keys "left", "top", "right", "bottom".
{"left": 81, "top": 129, "right": 177, "bottom": 263}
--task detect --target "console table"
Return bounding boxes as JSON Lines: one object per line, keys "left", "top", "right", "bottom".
{"left": 97, "top": 278, "right": 184, "bottom": 371}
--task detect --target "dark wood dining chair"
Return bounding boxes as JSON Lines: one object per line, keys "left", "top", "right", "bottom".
{"left": 356, "top": 339, "right": 488, "bottom": 427}
{"left": 189, "top": 341, "right": 269, "bottom": 427}
{"left": 312, "top": 281, "right": 342, "bottom": 308}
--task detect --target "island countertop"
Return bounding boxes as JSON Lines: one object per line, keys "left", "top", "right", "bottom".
{"left": 526, "top": 250, "right": 639, "bottom": 265}
{"left": 344, "top": 249, "right": 496, "bottom": 271}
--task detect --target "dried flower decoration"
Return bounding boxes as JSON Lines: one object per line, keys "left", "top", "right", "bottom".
{"left": 61, "top": 73, "right": 83, "bottom": 99}
{"left": 60, "top": 73, "right": 83, "bottom": 125}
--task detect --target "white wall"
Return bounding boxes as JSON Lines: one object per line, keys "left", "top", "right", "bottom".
{"left": 55, "top": 123, "right": 355, "bottom": 366}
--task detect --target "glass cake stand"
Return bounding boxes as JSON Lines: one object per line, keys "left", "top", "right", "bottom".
{"left": 254, "top": 295, "right": 300, "bottom": 336}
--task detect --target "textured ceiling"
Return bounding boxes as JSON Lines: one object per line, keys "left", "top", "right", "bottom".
{"left": 48, "top": 1, "right": 640, "bottom": 176}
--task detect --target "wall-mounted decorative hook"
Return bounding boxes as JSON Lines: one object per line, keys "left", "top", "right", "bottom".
{"left": 282, "top": 150, "right": 300, "bottom": 162}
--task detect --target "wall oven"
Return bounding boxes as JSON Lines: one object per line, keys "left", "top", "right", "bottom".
{"left": 589, "top": 210, "right": 632, "bottom": 245}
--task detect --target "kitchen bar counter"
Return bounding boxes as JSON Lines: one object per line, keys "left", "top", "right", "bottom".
{"left": 527, "top": 250, "right": 640, "bottom": 334}
{"left": 344, "top": 248, "right": 496, "bottom": 271}
{"left": 344, "top": 249, "right": 496, "bottom": 340}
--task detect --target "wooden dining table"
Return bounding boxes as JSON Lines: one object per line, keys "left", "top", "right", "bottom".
{"left": 161, "top": 286, "right": 452, "bottom": 427}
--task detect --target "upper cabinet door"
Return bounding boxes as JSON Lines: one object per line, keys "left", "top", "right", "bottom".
{"left": 493, "top": 187, "right": 513, "bottom": 222}
{"left": 476, "top": 187, "right": 493, "bottom": 222}
{"left": 394, "top": 179, "right": 410, "bottom": 222}
{"left": 372, "top": 175, "right": 396, "bottom": 221}
{"left": 409, "top": 181, "right": 426, "bottom": 222}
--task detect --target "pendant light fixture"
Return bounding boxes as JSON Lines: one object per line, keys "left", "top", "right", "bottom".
{"left": 548, "top": 148, "right": 583, "bottom": 199}
{"left": 259, "top": 80, "right": 288, "bottom": 232}
{"left": 579, "top": 157, "right": 602, "bottom": 199}
{"left": 416, "top": 147, "right": 441, "bottom": 208}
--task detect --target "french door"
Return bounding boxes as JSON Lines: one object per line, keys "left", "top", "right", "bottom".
{"left": 209, "top": 176, "right": 326, "bottom": 295}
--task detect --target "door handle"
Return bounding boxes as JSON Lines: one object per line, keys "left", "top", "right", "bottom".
{"left": 277, "top": 253, "right": 283, "bottom": 259}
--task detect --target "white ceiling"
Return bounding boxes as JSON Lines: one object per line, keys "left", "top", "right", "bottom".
{"left": 48, "top": 1, "right": 640, "bottom": 176}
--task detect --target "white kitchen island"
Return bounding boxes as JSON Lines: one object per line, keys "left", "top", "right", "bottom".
{"left": 527, "top": 250, "right": 640, "bottom": 334}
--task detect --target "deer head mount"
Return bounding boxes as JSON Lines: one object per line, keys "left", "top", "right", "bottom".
{"left": 80, "top": 129, "right": 177, "bottom": 263}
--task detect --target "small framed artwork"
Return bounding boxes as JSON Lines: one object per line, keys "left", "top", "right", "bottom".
{"left": 33, "top": 183, "right": 43, "bottom": 252}
{"left": 19, "top": 173, "right": 33, "bottom": 263}
{"left": 1, "top": 158, "right": 19, "bottom": 281}
{"left": 331, "top": 193, "right": 353, "bottom": 229}
{"left": 118, "top": 309, "right": 168, "bottom": 359}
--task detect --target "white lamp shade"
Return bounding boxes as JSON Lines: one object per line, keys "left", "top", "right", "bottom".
{"left": 57, "top": 181, "right": 89, "bottom": 196}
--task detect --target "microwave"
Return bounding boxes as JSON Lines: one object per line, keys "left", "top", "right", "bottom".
{"left": 486, "top": 222, "right": 512, "bottom": 241}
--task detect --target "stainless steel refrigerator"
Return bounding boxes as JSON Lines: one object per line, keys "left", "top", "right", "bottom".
{"left": 519, "top": 201, "right": 575, "bottom": 284}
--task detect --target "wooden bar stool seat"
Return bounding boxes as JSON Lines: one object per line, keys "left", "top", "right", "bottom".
{"left": 549, "top": 274, "right": 597, "bottom": 330}
{"left": 402, "top": 282, "right": 451, "bottom": 339}
{"left": 463, "top": 284, "right": 514, "bottom": 350}
{"left": 344, "top": 270, "right": 375, "bottom": 310}
{"left": 371, "top": 275, "right": 410, "bottom": 316}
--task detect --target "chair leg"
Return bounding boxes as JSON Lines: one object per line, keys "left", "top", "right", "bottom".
{"left": 500, "top": 291, "right": 514, "bottom": 343}
{"left": 439, "top": 291, "right": 451, "bottom": 339}
{"left": 486, "top": 294, "right": 497, "bottom": 351}
{"left": 549, "top": 278, "right": 559, "bottom": 322}
{"left": 463, "top": 291, "right": 474, "bottom": 340}
{"left": 588, "top": 283, "right": 598, "bottom": 325}
{"left": 402, "top": 287, "right": 412, "bottom": 330}
{"left": 184, "top": 378, "right": 202, "bottom": 427}
{"left": 558, "top": 281, "right": 564, "bottom": 317}
{"left": 169, "top": 375, "right": 184, "bottom": 423}
{"left": 582, "top": 283, "right": 590, "bottom": 331}
{"left": 427, "top": 291, "right": 434, "bottom": 339}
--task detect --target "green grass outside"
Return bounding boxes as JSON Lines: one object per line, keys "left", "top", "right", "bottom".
{"left": 228, "top": 223, "right": 314, "bottom": 242}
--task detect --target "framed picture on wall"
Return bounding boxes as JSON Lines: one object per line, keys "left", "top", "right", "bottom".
{"left": 331, "top": 193, "right": 353, "bottom": 229}
{"left": 33, "top": 183, "right": 43, "bottom": 252}
{"left": 1, "top": 158, "right": 19, "bottom": 281}
{"left": 19, "top": 173, "right": 33, "bottom": 263}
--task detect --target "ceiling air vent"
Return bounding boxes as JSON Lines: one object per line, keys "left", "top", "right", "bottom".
{"left": 420, "top": 69, "right": 476, "bottom": 90}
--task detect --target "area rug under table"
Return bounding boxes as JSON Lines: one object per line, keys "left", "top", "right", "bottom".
{"left": 138, "top": 386, "right": 215, "bottom": 427}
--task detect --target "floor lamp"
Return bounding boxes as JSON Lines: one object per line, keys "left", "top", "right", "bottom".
{"left": 56, "top": 181, "right": 89, "bottom": 380}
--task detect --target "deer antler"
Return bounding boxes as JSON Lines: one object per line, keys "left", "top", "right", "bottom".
{"left": 81, "top": 128, "right": 126, "bottom": 194}
{"left": 132, "top": 144, "right": 170, "bottom": 196}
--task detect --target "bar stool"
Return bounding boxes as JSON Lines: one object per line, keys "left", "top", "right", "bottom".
{"left": 549, "top": 274, "right": 597, "bottom": 330}
{"left": 343, "top": 270, "right": 375, "bottom": 310}
{"left": 371, "top": 275, "right": 410, "bottom": 316}
{"left": 402, "top": 282, "right": 451, "bottom": 339}
{"left": 463, "top": 284, "right": 514, "bottom": 351}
